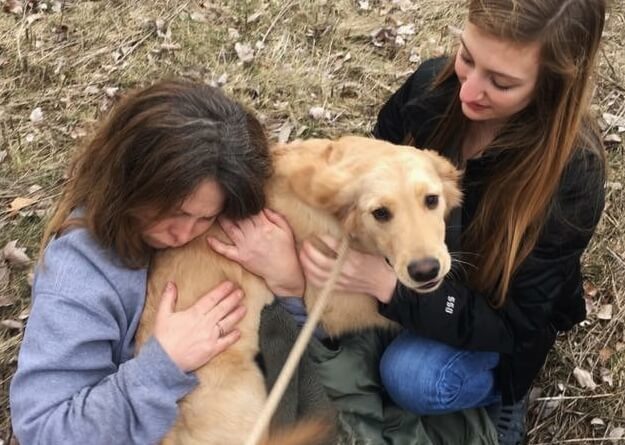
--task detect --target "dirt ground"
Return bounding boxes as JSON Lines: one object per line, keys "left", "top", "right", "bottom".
{"left": 0, "top": 0, "right": 624, "bottom": 443}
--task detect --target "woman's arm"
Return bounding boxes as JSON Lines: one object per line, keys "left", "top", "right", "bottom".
{"left": 10, "top": 291, "right": 198, "bottom": 445}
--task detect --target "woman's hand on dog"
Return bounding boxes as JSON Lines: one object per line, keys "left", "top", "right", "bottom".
{"left": 207, "top": 209, "right": 306, "bottom": 297}
{"left": 153, "top": 280, "right": 247, "bottom": 372}
{"left": 299, "top": 235, "right": 397, "bottom": 303}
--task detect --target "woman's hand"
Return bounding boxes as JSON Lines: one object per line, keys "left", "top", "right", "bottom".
{"left": 206, "top": 209, "right": 305, "bottom": 297}
{"left": 299, "top": 235, "right": 397, "bottom": 303}
{"left": 153, "top": 281, "right": 246, "bottom": 372}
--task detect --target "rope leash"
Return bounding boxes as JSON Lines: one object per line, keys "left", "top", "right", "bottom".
{"left": 244, "top": 236, "right": 350, "bottom": 445}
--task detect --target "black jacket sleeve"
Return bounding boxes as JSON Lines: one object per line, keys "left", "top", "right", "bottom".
{"left": 378, "top": 149, "right": 605, "bottom": 354}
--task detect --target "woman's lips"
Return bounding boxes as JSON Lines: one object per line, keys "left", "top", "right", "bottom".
{"left": 464, "top": 101, "right": 490, "bottom": 112}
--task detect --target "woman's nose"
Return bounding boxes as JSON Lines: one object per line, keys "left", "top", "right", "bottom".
{"left": 171, "top": 219, "right": 196, "bottom": 246}
{"left": 459, "top": 72, "right": 486, "bottom": 103}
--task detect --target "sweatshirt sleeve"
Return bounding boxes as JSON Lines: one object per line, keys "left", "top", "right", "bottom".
{"left": 378, "top": 149, "right": 605, "bottom": 353}
{"left": 10, "top": 290, "right": 198, "bottom": 445}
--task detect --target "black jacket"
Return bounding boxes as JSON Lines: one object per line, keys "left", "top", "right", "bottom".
{"left": 373, "top": 58, "right": 606, "bottom": 404}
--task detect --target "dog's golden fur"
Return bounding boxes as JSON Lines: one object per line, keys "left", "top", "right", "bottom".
{"left": 135, "top": 136, "right": 462, "bottom": 445}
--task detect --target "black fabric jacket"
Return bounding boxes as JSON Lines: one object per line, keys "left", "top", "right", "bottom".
{"left": 373, "top": 57, "right": 606, "bottom": 404}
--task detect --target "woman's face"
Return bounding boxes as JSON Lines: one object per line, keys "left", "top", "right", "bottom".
{"left": 454, "top": 22, "right": 541, "bottom": 123}
{"left": 140, "top": 180, "right": 225, "bottom": 249}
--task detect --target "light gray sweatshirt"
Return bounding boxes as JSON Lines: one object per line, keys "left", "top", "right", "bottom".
{"left": 9, "top": 227, "right": 198, "bottom": 445}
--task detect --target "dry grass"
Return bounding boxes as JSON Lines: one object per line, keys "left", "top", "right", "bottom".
{"left": 0, "top": 0, "right": 623, "bottom": 443}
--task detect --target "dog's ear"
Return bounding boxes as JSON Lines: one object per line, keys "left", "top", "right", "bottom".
{"left": 422, "top": 149, "right": 463, "bottom": 215}
{"left": 280, "top": 139, "right": 358, "bottom": 215}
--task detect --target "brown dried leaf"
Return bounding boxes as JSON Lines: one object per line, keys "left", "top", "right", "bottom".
{"left": 9, "top": 196, "right": 36, "bottom": 214}
{"left": 598, "top": 347, "right": 614, "bottom": 364}
{"left": 2, "top": 0, "right": 23, "bottom": 14}
{"left": 0, "top": 294, "right": 14, "bottom": 307}
{"left": 573, "top": 366, "right": 598, "bottom": 390}
{"left": 1, "top": 319, "right": 23, "bottom": 330}
{"left": 583, "top": 280, "right": 598, "bottom": 298}
{"left": 3, "top": 240, "right": 31, "bottom": 267}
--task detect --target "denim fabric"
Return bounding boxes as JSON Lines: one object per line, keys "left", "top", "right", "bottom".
{"left": 380, "top": 331, "right": 500, "bottom": 415}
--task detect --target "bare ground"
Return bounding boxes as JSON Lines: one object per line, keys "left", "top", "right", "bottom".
{"left": 0, "top": 0, "right": 624, "bottom": 443}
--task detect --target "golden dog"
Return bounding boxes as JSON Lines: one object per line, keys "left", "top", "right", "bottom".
{"left": 135, "top": 136, "right": 462, "bottom": 445}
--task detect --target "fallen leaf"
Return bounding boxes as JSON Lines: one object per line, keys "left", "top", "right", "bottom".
{"left": 8, "top": 197, "right": 36, "bottom": 214}
{"left": 591, "top": 418, "right": 605, "bottom": 427}
{"left": 25, "top": 133, "right": 35, "bottom": 143}
{"left": 600, "top": 368, "right": 613, "bottom": 386}
{"left": 84, "top": 85, "right": 99, "bottom": 95}
{"left": 246, "top": 11, "right": 263, "bottom": 23}
{"left": 573, "top": 366, "right": 598, "bottom": 390}
{"left": 104, "top": 87, "right": 119, "bottom": 98}
{"left": 216, "top": 73, "right": 228, "bottom": 86}
{"left": 0, "top": 294, "right": 14, "bottom": 307}
{"left": 583, "top": 281, "right": 598, "bottom": 298}
{"left": 309, "top": 106, "right": 327, "bottom": 120}
{"left": 190, "top": 11, "right": 208, "bottom": 23}
{"left": 0, "top": 150, "right": 7, "bottom": 164}
{"left": 397, "top": 24, "right": 416, "bottom": 38}
{"left": 28, "top": 184, "right": 42, "bottom": 194}
{"left": 597, "top": 304, "right": 613, "bottom": 320}
{"left": 598, "top": 347, "right": 614, "bottom": 364}
{"left": 609, "top": 427, "right": 625, "bottom": 441}
{"left": 30, "top": 107, "right": 44, "bottom": 124}
{"left": 227, "top": 28, "right": 240, "bottom": 40}
{"left": 616, "top": 342, "right": 625, "bottom": 352}
{"left": 606, "top": 181, "right": 623, "bottom": 190}
{"left": 604, "top": 133, "right": 622, "bottom": 143}
{"left": 3, "top": 240, "right": 31, "bottom": 267}
{"left": 539, "top": 399, "right": 560, "bottom": 420}
{"left": 358, "top": 0, "right": 370, "bottom": 10}
{"left": 603, "top": 112, "right": 625, "bottom": 128}
{"left": 1, "top": 319, "right": 23, "bottom": 330}
{"left": 2, "top": 0, "right": 23, "bottom": 14}
{"left": 234, "top": 42, "right": 254, "bottom": 63}
{"left": 277, "top": 122, "right": 294, "bottom": 143}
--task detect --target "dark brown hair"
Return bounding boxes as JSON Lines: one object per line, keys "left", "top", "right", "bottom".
{"left": 43, "top": 80, "right": 272, "bottom": 267}
{"left": 425, "top": 0, "right": 606, "bottom": 306}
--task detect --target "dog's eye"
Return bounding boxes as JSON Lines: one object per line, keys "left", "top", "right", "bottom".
{"left": 371, "top": 207, "right": 392, "bottom": 222}
{"left": 425, "top": 194, "right": 439, "bottom": 209}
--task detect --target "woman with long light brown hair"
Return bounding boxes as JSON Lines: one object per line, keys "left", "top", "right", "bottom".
{"left": 298, "top": 0, "right": 607, "bottom": 443}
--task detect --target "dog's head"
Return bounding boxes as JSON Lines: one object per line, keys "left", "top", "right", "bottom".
{"left": 274, "top": 136, "right": 462, "bottom": 293}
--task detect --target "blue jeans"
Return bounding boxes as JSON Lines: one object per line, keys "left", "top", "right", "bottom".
{"left": 380, "top": 331, "right": 500, "bottom": 415}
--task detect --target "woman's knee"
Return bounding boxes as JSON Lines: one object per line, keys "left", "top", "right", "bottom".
{"left": 380, "top": 332, "right": 499, "bottom": 415}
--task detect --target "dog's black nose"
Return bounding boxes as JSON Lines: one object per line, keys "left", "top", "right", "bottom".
{"left": 407, "top": 258, "right": 440, "bottom": 282}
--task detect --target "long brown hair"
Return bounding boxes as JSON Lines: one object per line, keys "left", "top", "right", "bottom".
{"left": 426, "top": 0, "right": 606, "bottom": 306}
{"left": 43, "top": 81, "right": 272, "bottom": 268}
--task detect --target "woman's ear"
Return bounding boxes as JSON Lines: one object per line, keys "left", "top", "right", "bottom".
{"left": 422, "top": 149, "right": 463, "bottom": 214}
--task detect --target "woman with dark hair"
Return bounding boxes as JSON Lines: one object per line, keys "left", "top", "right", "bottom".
{"left": 9, "top": 81, "right": 303, "bottom": 444}
{"left": 297, "top": 1, "right": 607, "bottom": 444}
